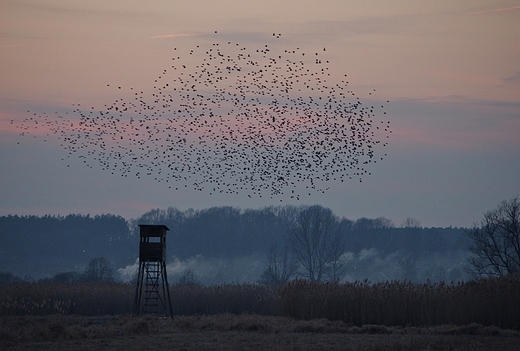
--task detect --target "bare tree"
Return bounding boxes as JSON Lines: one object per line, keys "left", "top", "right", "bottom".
{"left": 84, "top": 257, "right": 114, "bottom": 282}
{"left": 257, "top": 244, "right": 297, "bottom": 286}
{"left": 325, "top": 252, "right": 350, "bottom": 282}
{"left": 177, "top": 269, "right": 201, "bottom": 286}
{"left": 395, "top": 253, "right": 421, "bottom": 282}
{"left": 401, "top": 217, "right": 422, "bottom": 229}
{"left": 53, "top": 271, "right": 82, "bottom": 283}
{"left": 287, "top": 205, "right": 345, "bottom": 282}
{"left": 466, "top": 196, "right": 520, "bottom": 277}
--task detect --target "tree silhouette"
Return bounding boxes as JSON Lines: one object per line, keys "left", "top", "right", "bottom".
{"left": 287, "top": 205, "right": 345, "bottom": 282}
{"left": 395, "top": 253, "right": 421, "bottom": 282}
{"left": 466, "top": 196, "right": 520, "bottom": 277}
{"left": 177, "top": 269, "right": 201, "bottom": 286}
{"left": 53, "top": 271, "right": 82, "bottom": 283}
{"left": 84, "top": 257, "right": 114, "bottom": 282}
{"left": 258, "top": 244, "right": 297, "bottom": 286}
{"left": 0, "top": 271, "right": 23, "bottom": 285}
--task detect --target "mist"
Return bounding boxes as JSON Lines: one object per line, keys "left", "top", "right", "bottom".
{"left": 0, "top": 206, "right": 472, "bottom": 284}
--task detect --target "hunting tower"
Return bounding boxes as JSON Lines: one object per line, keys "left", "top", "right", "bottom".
{"left": 133, "top": 224, "right": 173, "bottom": 318}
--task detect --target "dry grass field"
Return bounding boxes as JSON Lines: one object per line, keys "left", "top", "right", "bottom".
{"left": 1, "top": 314, "right": 519, "bottom": 351}
{"left": 1, "top": 276, "right": 519, "bottom": 350}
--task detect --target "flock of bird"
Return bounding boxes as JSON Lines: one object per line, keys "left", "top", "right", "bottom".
{"left": 17, "top": 32, "right": 391, "bottom": 200}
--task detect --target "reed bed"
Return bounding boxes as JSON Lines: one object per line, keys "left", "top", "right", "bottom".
{"left": 171, "top": 283, "right": 277, "bottom": 315}
{"left": 1, "top": 276, "right": 519, "bottom": 330}
{"left": 0, "top": 282, "right": 133, "bottom": 316}
{"left": 277, "top": 276, "right": 520, "bottom": 330}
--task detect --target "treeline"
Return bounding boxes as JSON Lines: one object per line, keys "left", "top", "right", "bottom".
{"left": 0, "top": 206, "right": 470, "bottom": 281}
{"left": 0, "top": 214, "right": 133, "bottom": 279}
{"left": 132, "top": 206, "right": 469, "bottom": 259}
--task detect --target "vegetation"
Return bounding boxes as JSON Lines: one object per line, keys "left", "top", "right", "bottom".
{"left": 2, "top": 201, "right": 519, "bottom": 349}
{"left": 83, "top": 257, "right": 114, "bottom": 282}
{"left": 0, "top": 206, "right": 471, "bottom": 283}
{"left": 2, "top": 314, "right": 519, "bottom": 351}
{"left": 177, "top": 269, "right": 201, "bottom": 286}
{"left": 287, "top": 205, "right": 346, "bottom": 282}
{"left": 1, "top": 275, "right": 519, "bottom": 330}
{"left": 257, "top": 245, "right": 297, "bottom": 286}
{"left": 465, "top": 196, "right": 520, "bottom": 277}
{"left": 0, "top": 213, "right": 132, "bottom": 279}
{"left": 0, "top": 272, "right": 23, "bottom": 285}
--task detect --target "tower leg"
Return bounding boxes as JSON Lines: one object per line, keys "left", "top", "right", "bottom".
{"left": 133, "top": 260, "right": 173, "bottom": 317}
{"left": 133, "top": 261, "right": 145, "bottom": 317}
{"left": 161, "top": 261, "right": 174, "bottom": 318}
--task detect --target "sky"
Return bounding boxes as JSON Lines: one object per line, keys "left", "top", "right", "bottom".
{"left": 1, "top": 0, "right": 519, "bottom": 228}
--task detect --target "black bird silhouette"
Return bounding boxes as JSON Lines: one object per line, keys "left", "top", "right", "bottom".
{"left": 17, "top": 32, "right": 391, "bottom": 200}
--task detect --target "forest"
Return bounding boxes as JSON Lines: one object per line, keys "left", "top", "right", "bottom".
{"left": 0, "top": 205, "right": 471, "bottom": 284}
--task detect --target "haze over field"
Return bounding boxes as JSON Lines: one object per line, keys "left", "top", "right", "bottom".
{"left": 1, "top": 1, "right": 519, "bottom": 227}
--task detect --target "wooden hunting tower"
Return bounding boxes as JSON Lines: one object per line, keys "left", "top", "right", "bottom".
{"left": 133, "top": 224, "right": 173, "bottom": 318}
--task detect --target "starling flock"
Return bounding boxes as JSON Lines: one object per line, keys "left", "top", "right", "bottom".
{"left": 17, "top": 32, "right": 391, "bottom": 200}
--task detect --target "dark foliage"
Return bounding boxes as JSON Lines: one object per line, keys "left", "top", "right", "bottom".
{"left": 0, "top": 214, "right": 132, "bottom": 278}
{"left": 466, "top": 196, "right": 520, "bottom": 277}
{"left": 0, "top": 271, "right": 23, "bottom": 285}
{"left": 0, "top": 206, "right": 470, "bottom": 281}
{"left": 84, "top": 257, "right": 114, "bottom": 282}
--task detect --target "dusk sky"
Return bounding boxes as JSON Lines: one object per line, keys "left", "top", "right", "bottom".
{"left": 1, "top": 1, "right": 519, "bottom": 227}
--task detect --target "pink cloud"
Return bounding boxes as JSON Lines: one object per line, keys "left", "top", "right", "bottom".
{"left": 0, "top": 112, "right": 60, "bottom": 137}
{"left": 0, "top": 44, "right": 23, "bottom": 49}
{"left": 0, "top": 116, "right": 20, "bottom": 134}
{"left": 467, "top": 6, "right": 520, "bottom": 14}
{"left": 147, "top": 33, "right": 196, "bottom": 39}
{"left": 392, "top": 121, "right": 519, "bottom": 150}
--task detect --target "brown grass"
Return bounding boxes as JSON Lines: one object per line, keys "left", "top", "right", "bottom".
{"left": 1, "top": 275, "right": 519, "bottom": 330}
{"left": 276, "top": 277, "right": 520, "bottom": 329}
{"left": 1, "top": 315, "right": 519, "bottom": 351}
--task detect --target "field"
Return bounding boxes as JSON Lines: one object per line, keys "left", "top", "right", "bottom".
{"left": 1, "top": 314, "right": 519, "bottom": 351}
{"left": 1, "top": 276, "right": 519, "bottom": 350}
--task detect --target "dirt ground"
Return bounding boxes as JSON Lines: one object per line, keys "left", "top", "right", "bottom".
{"left": 1, "top": 314, "right": 519, "bottom": 351}
{"left": 4, "top": 332, "right": 520, "bottom": 351}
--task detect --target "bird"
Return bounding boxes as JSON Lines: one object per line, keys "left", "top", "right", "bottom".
{"left": 17, "top": 32, "right": 391, "bottom": 200}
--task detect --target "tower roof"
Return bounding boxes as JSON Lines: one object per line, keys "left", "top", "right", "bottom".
{"left": 138, "top": 224, "right": 170, "bottom": 237}
{"left": 138, "top": 224, "right": 170, "bottom": 230}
